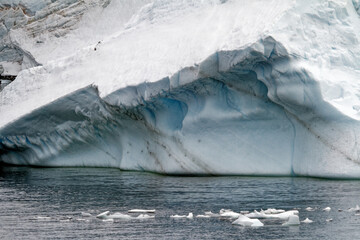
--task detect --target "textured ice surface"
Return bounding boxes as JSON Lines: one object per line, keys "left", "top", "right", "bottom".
{"left": 1, "top": 0, "right": 360, "bottom": 178}
{"left": 232, "top": 215, "right": 264, "bottom": 227}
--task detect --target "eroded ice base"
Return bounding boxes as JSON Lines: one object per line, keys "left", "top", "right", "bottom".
{"left": 1, "top": 38, "right": 360, "bottom": 178}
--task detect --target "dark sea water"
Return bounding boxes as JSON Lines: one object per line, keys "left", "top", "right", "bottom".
{"left": 1, "top": 167, "right": 360, "bottom": 239}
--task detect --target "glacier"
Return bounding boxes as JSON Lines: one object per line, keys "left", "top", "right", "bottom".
{"left": 1, "top": 0, "right": 360, "bottom": 178}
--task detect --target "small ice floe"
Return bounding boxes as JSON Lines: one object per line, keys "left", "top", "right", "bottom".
{"left": 170, "top": 214, "right": 186, "bottom": 218}
{"left": 76, "top": 218, "right": 89, "bottom": 222}
{"left": 305, "top": 207, "right": 315, "bottom": 211}
{"left": 81, "top": 212, "right": 92, "bottom": 217}
{"left": 348, "top": 205, "right": 360, "bottom": 212}
{"left": 59, "top": 219, "right": 71, "bottom": 222}
{"left": 136, "top": 214, "right": 155, "bottom": 219}
{"left": 102, "top": 219, "right": 114, "bottom": 223}
{"left": 301, "top": 218, "right": 313, "bottom": 223}
{"left": 107, "top": 212, "right": 132, "bottom": 220}
{"left": 240, "top": 211, "right": 250, "bottom": 214}
{"left": 204, "top": 211, "right": 219, "bottom": 217}
{"left": 232, "top": 215, "right": 264, "bottom": 227}
{"left": 263, "top": 208, "right": 285, "bottom": 214}
{"left": 245, "top": 210, "right": 263, "bottom": 218}
{"left": 245, "top": 210, "right": 298, "bottom": 220}
{"left": 282, "top": 215, "right": 300, "bottom": 226}
{"left": 323, "top": 207, "right": 331, "bottom": 212}
{"left": 96, "top": 211, "right": 110, "bottom": 219}
{"left": 219, "top": 210, "right": 240, "bottom": 219}
{"left": 128, "top": 209, "right": 156, "bottom": 213}
{"left": 170, "top": 213, "right": 193, "bottom": 219}
{"left": 196, "top": 214, "right": 211, "bottom": 218}
{"left": 326, "top": 218, "right": 333, "bottom": 222}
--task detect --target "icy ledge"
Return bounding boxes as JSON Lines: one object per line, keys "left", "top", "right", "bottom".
{"left": 1, "top": 37, "right": 360, "bottom": 178}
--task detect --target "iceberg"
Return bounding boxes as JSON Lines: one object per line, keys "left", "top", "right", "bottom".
{"left": 1, "top": 0, "right": 360, "bottom": 178}
{"left": 282, "top": 215, "right": 300, "bottom": 226}
{"left": 232, "top": 215, "right": 264, "bottom": 227}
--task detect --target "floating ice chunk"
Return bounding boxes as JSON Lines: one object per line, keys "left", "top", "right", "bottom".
{"left": 170, "top": 214, "right": 186, "bottom": 218}
{"left": 196, "top": 214, "right": 211, "bottom": 218}
{"left": 170, "top": 213, "right": 193, "bottom": 219}
{"left": 220, "top": 210, "right": 241, "bottom": 219}
{"left": 128, "top": 209, "right": 156, "bottom": 213}
{"left": 266, "top": 210, "right": 299, "bottom": 220}
{"left": 107, "top": 212, "right": 132, "bottom": 219}
{"left": 96, "top": 211, "right": 110, "bottom": 219}
{"left": 204, "top": 211, "right": 219, "bottom": 217}
{"left": 246, "top": 210, "right": 298, "bottom": 220}
{"left": 323, "top": 207, "right": 331, "bottom": 212}
{"left": 348, "top": 205, "right": 360, "bottom": 212}
{"left": 81, "top": 212, "right": 92, "bottom": 217}
{"left": 60, "top": 219, "right": 70, "bottom": 222}
{"left": 102, "top": 219, "right": 114, "bottom": 223}
{"left": 326, "top": 218, "right": 333, "bottom": 222}
{"left": 240, "top": 211, "right": 250, "bottom": 214}
{"left": 263, "top": 208, "right": 285, "bottom": 214}
{"left": 232, "top": 215, "right": 264, "bottom": 227}
{"left": 136, "top": 214, "right": 155, "bottom": 219}
{"left": 245, "top": 210, "right": 266, "bottom": 218}
{"left": 219, "top": 209, "right": 232, "bottom": 214}
{"left": 302, "top": 218, "right": 313, "bottom": 223}
{"left": 282, "top": 215, "right": 300, "bottom": 226}
{"left": 76, "top": 218, "right": 89, "bottom": 222}
{"left": 305, "top": 207, "right": 315, "bottom": 211}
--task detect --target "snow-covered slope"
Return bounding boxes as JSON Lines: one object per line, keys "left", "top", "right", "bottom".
{"left": 1, "top": 0, "right": 360, "bottom": 178}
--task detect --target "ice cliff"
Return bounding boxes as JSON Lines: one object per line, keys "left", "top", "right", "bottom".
{"left": 1, "top": 0, "right": 360, "bottom": 178}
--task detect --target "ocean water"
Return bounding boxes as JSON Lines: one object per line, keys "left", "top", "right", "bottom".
{"left": 1, "top": 167, "right": 360, "bottom": 239}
